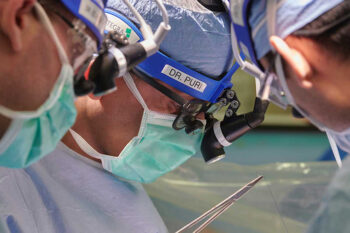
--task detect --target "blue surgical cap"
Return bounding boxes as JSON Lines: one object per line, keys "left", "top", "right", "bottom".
{"left": 106, "top": 0, "right": 233, "bottom": 78}
{"left": 249, "top": 0, "right": 344, "bottom": 59}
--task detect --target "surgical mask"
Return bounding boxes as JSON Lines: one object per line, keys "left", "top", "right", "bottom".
{"left": 70, "top": 72, "right": 204, "bottom": 183}
{"left": 0, "top": 3, "right": 77, "bottom": 168}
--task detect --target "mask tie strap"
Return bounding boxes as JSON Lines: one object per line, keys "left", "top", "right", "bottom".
{"left": 123, "top": 73, "right": 149, "bottom": 111}
{"left": 34, "top": 2, "right": 69, "bottom": 64}
{"left": 123, "top": 72, "right": 150, "bottom": 140}
{"left": 326, "top": 131, "right": 343, "bottom": 168}
{"left": 69, "top": 129, "right": 114, "bottom": 168}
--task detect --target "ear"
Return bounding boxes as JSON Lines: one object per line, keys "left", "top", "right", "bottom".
{"left": 270, "top": 36, "right": 313, "bottom": 89}
{"left": 1, "top": 0, "right": 36, "bottom": 52}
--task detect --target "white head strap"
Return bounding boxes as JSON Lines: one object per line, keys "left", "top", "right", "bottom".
{"left": 123, "top": 73, "right": 149, "bottom": 111}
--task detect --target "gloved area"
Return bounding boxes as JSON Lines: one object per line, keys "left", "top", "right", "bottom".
{"left": 144, "top": 130, "right": 338, "bottom": 232}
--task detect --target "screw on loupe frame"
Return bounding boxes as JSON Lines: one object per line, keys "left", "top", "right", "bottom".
{"left": 231, "top": 100, "right": 240, "bottom": 109}
{"left": 225, "top": 108, "right": 234, "bottom": 118}
{"left": 226, "top": 90, "right": 235, "bottom": 100}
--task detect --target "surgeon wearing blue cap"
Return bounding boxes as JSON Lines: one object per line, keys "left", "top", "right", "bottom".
{"left": 0, "top": 0, "right": 107, "bottom": 168}
{"left": 232, "top": 0, "right": 350, "bottom": 232}
{"left": 0, "top": 1, "right": 235, "bottom": 232}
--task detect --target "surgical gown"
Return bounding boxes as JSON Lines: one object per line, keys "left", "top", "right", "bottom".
{"left": 0, "top": 143, "right": 168, "bottom": 233}
{"left": 307, "top": 156, "right": 350, "bottom": 233}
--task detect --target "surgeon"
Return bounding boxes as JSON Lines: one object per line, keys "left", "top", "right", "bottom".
{"left": 0, "top": 1, "right": 234, "bottom": 232}
{"left": 0, "top": 0, "right": 106, "bottom": 168}
{"left": 230, "top": 0, "right": 350, "bottom": 232}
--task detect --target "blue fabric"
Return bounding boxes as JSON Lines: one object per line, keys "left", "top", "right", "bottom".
{"left": 0, "top": 143, "right": 168, "bottom": 233}
{"left": 249, "top": 0, "right": 344, "bottom": 59}
{"left": 106, "top": 0, "right": 233, "bottom": 78}
{"left": 319, "top": 147, "right": 348, "bottom": 161}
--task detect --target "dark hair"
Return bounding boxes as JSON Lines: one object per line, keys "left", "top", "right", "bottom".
{"left": 292, "top": 1, "right": 350, "bottom": 60}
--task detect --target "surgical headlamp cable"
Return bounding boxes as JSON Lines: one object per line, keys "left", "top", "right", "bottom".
{"left": 88, "top": 0, "right": 171, "bottom": 96}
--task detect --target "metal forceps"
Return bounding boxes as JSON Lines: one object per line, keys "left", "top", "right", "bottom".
{"left": 176, "top": 176, "right": 263, "bottom": 233}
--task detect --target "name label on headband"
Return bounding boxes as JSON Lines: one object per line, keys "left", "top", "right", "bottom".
{"left": 105, "top": 13, "right": 140, "bottom": 44}
{"left": 161, "top": 65, "right": 207, "bottom": 93}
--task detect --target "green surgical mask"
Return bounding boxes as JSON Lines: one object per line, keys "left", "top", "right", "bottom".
{"left": 70, "top": 72, "right": 204, "bottom": 183}
{"left": 0, "top": 3, "right": 77, "bottom": 168}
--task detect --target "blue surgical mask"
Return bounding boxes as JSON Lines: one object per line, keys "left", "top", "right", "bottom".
{"left": 70, "top": 72, "right": 204, "bottom": 183}
{"left": 0, "top": 3, "right": 77, "bottom": 168}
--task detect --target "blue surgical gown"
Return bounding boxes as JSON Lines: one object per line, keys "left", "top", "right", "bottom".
{"left": 0, "top": 143, "right": 168, "bottom": 233}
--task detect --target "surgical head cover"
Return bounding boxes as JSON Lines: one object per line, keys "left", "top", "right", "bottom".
{"left": 249, "top": 0, "right": 344, "bottom": 60}
{"left": 106, "top": 0, "right": 233, "bottom": 78}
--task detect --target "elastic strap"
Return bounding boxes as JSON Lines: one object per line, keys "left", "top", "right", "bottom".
{"left": 34, "top": 2, "right": 69, "bottom": 64}
{"left": 123, "top": 73, "right": 149, "bottom": 111}
{"left": 326, "top": 131, "right": 343, "bottom": 168}
{"left": 69, "top": 129, "right": 112, "bottom": 160}
{"left": 122, "top": 72, "right": 150, "bottom": 139}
